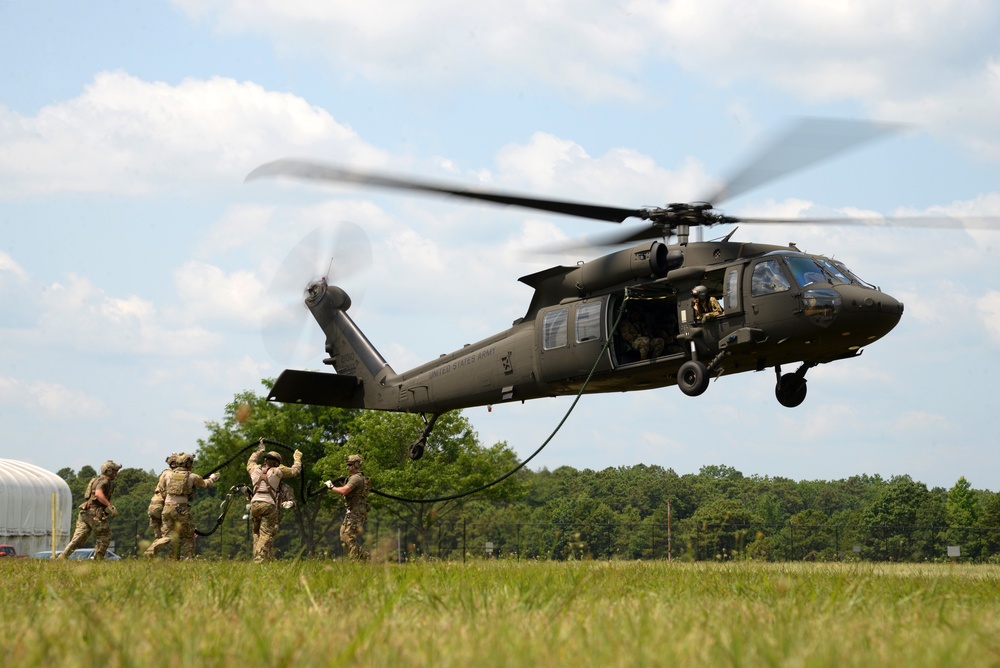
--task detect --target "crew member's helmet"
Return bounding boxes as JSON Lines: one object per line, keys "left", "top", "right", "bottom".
{"left": 264, "top": 451, "right": 282, "bottom": 464}
{"left": 346, "top": 454, "right": 363, "bottom": 467}
{"left": 101, "top": 460, "right": 123, "bottom": 476}
{"left": 692, "top": 285, "right": 708, "bottom": 299}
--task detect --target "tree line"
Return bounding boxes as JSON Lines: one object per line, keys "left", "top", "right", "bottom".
{"left": 56, "top": 380, "right": 1000, "bottom": 563}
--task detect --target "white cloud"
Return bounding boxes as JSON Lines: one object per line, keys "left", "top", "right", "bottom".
{"left": 0, "top": 71, "right": 383, "bottom": 197}
{"left": 0, "top": 252, "right": 29, "bottom": 283}
{"left": 174, "top": 0, "right": 650, "bottom": 101}
{"left": 0, "top": 375, "right": 109, "bottom": 420}
{"left": 169, "top": 1, "right": 1000, "bottom": 155}
{"left": 979, "top": 291, "right": 1000, "bottom": 345}
{"left": 494, "top": 132, "right": 712, "bottom": 203}
{"left": 34, "top": 274, "right": 222, "bottom": 356}
{"left": 173, "top": 260, "right": 266, "bottom": 327}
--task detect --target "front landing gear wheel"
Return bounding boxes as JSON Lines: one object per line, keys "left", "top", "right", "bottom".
{"left": 678, "top": 360, "right": 709, "bottom": 397}
{"left": 775, "top": 373, "right": 807, "bottom": 408}
{"left": 408, "top": 441, "right": 425, "bottom": 460}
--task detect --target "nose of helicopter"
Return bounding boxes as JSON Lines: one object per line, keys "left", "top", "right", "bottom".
{"left": 835, "top": 285, "right": 904, "bottom": 346}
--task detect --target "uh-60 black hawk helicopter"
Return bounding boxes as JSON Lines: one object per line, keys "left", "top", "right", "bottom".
{"left": 248, "top": 119, "right": 931, "bottom": 460}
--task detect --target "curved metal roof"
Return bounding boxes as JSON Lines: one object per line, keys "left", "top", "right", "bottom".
{"left": 0, "top": 459, "right": 73, "bottom": 553}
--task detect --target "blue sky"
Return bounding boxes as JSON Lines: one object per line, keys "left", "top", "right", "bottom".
{"left": 2, "top": 0, "right": 999, "bottom": 491}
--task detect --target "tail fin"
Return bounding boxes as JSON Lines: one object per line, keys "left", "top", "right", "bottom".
{"left": 267, "top": 279, "right": 396, "bottom": 409}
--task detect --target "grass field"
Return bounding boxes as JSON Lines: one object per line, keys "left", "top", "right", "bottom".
{"left": 3, "top": 559, "right": 1000, "bottom": 667}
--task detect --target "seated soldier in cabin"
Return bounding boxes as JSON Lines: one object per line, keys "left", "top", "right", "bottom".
{"left": 620, "top": 309, "right": 665, "bottom": 361}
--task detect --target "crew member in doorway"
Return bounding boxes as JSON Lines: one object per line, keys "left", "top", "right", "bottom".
{"left": 692, "top": 285, "right": 724, "bottom": 323}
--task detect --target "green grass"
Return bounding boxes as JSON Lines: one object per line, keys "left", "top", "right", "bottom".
{"left": 4, "top": 559, "right": 1000, "bottom": 667}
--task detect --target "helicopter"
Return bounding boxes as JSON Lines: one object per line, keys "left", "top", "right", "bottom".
{"left": 247, "top": 119, "right": 929, "bottom": 460}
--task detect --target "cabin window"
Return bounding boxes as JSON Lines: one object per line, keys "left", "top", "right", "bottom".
{"left": 723, "top": 267, "right": 740, "bottom": 311}
{"left": 750, "top": 260, "right": 793, "bottom": 297}
{"left": 575, "top": 302, "right": 602, "bottom": 343}
{"left": 542, "top": 308, "right": 569, "bottom": 350}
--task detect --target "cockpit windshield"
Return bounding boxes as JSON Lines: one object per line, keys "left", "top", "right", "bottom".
{"left": 829, "top": 259, "right": 876, "bottom": 289}
{"left": 785, "top": 256, "right": 833, "bottom": 288}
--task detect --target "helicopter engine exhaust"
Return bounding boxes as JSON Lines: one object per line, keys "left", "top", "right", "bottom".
{"left": 571, "top": 241, "right": 682, "bottom": 295}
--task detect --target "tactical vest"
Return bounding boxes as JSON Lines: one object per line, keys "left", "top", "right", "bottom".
{"left": 80, "top": 475, "right": 111, "bottom": 510}
{"left": 251, "top": 467, "right": 280, "bottom": 505}
{"left": 165, "top": 469, "right": 191, "bottom": 496}
{"left": 344, "top": 474, "right": 371, "bottom": 515}
{"left": 80, "top": 476, "right": 98, "bottom": 509}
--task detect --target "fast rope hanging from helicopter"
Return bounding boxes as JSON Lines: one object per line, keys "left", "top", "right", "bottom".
{"left": 191, "top": 297, "right": 629, "bottom": 532}
{"left": 369, "top": 296, "right": 630, "bottom": 505}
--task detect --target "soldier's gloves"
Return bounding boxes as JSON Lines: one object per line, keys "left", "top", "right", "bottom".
{"left": 324, "top": 480, "right": 335, "bottom": 490}
{"left": 208, "top": 472, "right": 220, "bottom": 483}
{"left": 255, "top": 442, "right": 266, "bottom": 454}
{"left": 108, "top": 505, "right": 118, "bottom": 517}
{"left": 281, "top": 500, "right": 295, "bottom": 510}
{"left": 293, "top": 449, "right": 303, "bottom": 461}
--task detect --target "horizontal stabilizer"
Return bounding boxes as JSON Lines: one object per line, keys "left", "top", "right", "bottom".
{"left": 267, "top": 370, "right": 364, "bottom": 408}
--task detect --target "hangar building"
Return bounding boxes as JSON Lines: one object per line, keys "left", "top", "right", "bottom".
{"left": 0, "top": 459, "right": 73, "bottom": 556}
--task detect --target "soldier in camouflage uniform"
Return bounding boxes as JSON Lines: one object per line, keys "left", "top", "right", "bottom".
{"left": 620, "top": 309, "right": 664, "bottom": 361}
{"left": 325, "top": 454, "right": 371, "bottom": 562}
{"left": 143, "top": 453, "right": 219, "bottom": 559}
{"left": 247, "top": 445, "right": 302, "bottom": 562}
{"left": 59, "top": 460, "right": 122, "bottom": 560}
{"left": 692, "top": 285, "right": 724, "bottom": 322}
{"left": 147, "top": 453, "right": 180, "bottom": 540}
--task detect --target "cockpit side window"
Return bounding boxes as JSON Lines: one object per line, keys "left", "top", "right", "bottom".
{"left": 750, "top": 260, "right": 792, "bottom": 297}
{"left": 723, "top": 267, "right": 740, "bottom": 312}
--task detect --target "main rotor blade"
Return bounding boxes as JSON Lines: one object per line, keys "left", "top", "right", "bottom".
{"left": 247, "top": 159, "right": 646, "bottom": 224}
{"left": 734, "top": 214, "right": 1000, "bottom": 229}
{"left": 538, "top": 213, "right": 999, "bottom": 255}
{"left": 703, "top": 118, "right": 905, "bottom": 206}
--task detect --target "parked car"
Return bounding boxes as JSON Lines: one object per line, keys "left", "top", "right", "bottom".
{"left": 31, "top": 548, "right": 121, "bottom": 561}
{"left": 0, "top": 544, "right": 19, "bottom": 557}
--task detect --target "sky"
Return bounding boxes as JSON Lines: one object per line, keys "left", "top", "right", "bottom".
{"left": 1, "top": 1, "right": 999, "bottom": 491}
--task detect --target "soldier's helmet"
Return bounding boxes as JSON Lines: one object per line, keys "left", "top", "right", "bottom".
{"left": 101, "top": 460, "right": 123, "bottom": 476}
{"left": 692, "top": 285, "right": 708, "bottom": 299}
{"left": 346, "top": 454, "right": 363, "bottom": 467}
{"left": 264, "top": 451, "right": 282, "bottom": 464}
{"left": 166, "top": 453, "right": 179, "bottom": 468}
{"left": 177, "top": 453, "right": 195, "bottom": 470}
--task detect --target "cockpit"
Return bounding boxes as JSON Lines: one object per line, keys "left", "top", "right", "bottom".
{"left": 754, "top": 251, "right": 877, "bottom": 294}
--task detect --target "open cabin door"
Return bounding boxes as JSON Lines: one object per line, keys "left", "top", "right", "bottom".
{"left": 611, "top": 287, "right": 683, "bottom": 367}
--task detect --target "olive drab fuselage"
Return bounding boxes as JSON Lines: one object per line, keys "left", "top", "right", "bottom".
{"left": 267, "top": 238, "right": 903, "bottom": 454}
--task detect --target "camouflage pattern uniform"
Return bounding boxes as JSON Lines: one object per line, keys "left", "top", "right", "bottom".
{"left": 144, "top": 453, "right": 218, "bottom": 559}
{"left": 338, "top": 455, "right": 371, "bottom": 562}
{"left": 621, "top": 311, "right": 664, "bottom": 360}
{"left": 60, "top": 460, "right": 121, "bottom": 560}
{"left": 692, "top": 286, "right": 724, "bottom": 323}
{"left": 247, "top": 447, "right": 302, "bottom": 563}
{"left": 147, "top": 454, "right": 180, "bottom": 540}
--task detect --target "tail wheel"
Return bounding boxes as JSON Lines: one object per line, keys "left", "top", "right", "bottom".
{"left": 678, "top": 360, "right": 709, "bottom": 397}
{"left": 408, "top": 441, "right": 425, "bottom": 460}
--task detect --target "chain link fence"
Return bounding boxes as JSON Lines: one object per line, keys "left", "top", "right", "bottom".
{"left": 378, "top": 520, "right": 1000, "bottom": 563}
